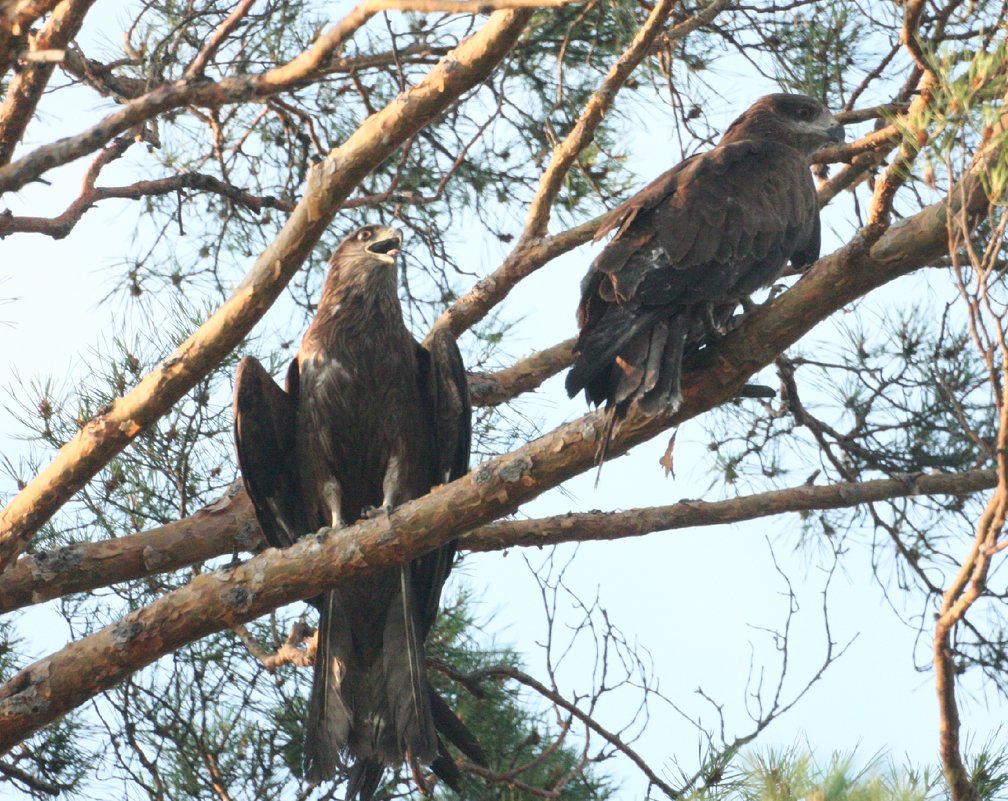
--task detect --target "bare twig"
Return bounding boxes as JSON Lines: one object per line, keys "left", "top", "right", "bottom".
{"left": 933, "top": 151, "right": 1008, "bottom": 801}
{"left": 183, "top": 0, "right": 256, "bottom": 80}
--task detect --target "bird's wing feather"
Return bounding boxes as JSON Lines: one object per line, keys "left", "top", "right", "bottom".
{"left": 419, "top": 330, "right": 471, "bottom": 484}
{"left": 413, "top": 330, "right": 472, "bottom": 635}
{"left": 232, "top": 356, "right": 307, "bottom": 549}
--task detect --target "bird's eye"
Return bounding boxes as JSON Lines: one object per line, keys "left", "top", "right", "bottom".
{"left": 796, "top": 106, "right": 814, "bottom": 120}
{"left": 357, "top": 229, "right": 373, "bottom": 241}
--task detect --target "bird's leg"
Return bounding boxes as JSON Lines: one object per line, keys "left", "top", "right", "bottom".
{"left": 362, "top": 452, "right": 404, "bottom": 519}
{"left": 765, "top": 283, "right": 787, "bottom": 303}
{"left": 700, "top": 302, "right": 725, "bottom": 344}
{"left": 321, "top": 478, "right": 346, "bottom": 528}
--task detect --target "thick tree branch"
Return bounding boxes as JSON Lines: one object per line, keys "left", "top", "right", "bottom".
{"left": 429, "top": 213, "right": 604, "bottom": 340}
{"left": 0, "top": 0, "right": 96, "bottom": 166}
{"left": 462, "top": 469, "right": 999, "bottom": 551}
{"left": 0, "top": 481, "right": 259, "bottom": 614}
{"left": 0, "top": 0, "right": 63, "bottom": 77}
{"left": 468, "top": 337, "right": 576, "bottom": 406}
{"left": 0, "top": 8, "right": 536, "bottom": 570}
{"left": 0, "top": 467, "right": 994, "bottom": 615}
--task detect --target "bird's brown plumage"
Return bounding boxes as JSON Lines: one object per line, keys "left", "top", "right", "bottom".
{"left": 233, "top": 225, "right": 479, "bottom": 799}
{"left": 565, "top": 93, "right": 844, "bottom": 448}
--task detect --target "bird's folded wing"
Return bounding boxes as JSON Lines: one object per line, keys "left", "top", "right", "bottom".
{"left": 233, "top": 356, "right": 308, "bottom": 549}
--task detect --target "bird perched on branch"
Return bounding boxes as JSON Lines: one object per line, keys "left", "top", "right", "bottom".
{"left": 233, "top": 224, "right": 481, "bottom": 799}
{"left": 565, "top": 93, "right": 844, "bottom": 458}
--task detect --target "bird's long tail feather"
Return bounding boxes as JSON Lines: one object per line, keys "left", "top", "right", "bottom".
{"left": 304, "top": 591, "right": 354, "bottom": 784}
{"left": 429, "top": 684, "right": 487, "bottom": 766}
{"left": 345, "top": 759, "right": 384, "bottom": 801}
{"left": 382, "top": 566, "right": 437, "bottom": 762}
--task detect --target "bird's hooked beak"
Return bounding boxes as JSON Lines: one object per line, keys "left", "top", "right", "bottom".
{"left": 825, "top": 117, "right": 845, "bottom": 144}
{"left": 365, "top": 227, "right": 402, "bottom": 263}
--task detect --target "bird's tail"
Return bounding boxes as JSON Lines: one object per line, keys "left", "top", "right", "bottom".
{"left": 565, "top": 305, "right": 668, "bottom": 404}
{"left": 636, "top": 315, "right": 687, "bottom": 416}
{"left": 585, "top": 315, "right": 688, "bottom": 477}
{"left": 343, "top": 758, "right": 384, "bottom": 800}
{"left": 304, "top": 576, "right": 479, "bottom": 799}
{"left": 383, "top": 565, "right": 438, "bottom": 762}
{"left": 429, "top": 684, "right": 487, "bottom": 766}
{"left": 304, "top": 591, "right": 354, "bottom": 785}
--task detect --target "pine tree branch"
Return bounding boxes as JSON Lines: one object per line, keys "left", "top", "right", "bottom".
{"left": 0, "top": 468, "right": 995, "bottom": 615}
{"left": 519, "top": 0, "right": 682, "bottom": 242}
{"left": 0, "top": 0, "right": 549, "bottom": 195}
{"left": 0, "top": 0, "right": 63, "bottom": 78}
{"left": 0, "top": 7, "right": 536, "bottom": 571}
{"left": 0, "top": 0, "right": 96, "bottom": 166}
{"left": 462, "top": 469, "right": 999, "bottom": 551}
{"left": 468, "top": 337, "right": 576, "bottom": 406}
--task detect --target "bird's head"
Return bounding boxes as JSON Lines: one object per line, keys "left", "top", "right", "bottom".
{"left": 333, "top": 224, "right": 402, "bottom": 267}
{"left": 722, "top": 93, "right": 845, "bottom": 156}
{"left": 320, "top": 224, "right": 403, "bottom": 302}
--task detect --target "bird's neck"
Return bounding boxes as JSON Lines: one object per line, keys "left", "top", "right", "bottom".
{"left": 302, "top": 269, "right": 408, "bottom": 351}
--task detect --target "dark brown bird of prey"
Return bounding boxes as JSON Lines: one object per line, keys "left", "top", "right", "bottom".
{"left": 565, "top": 93, "right": 844, "bottom": 449}
{"left": 233, "top": 225, "right": 480, "bottom": 799}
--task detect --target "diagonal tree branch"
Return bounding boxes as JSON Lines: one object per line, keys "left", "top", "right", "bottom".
{"left": 519, "top": 0, "right": 680, "bottom": 242}
{"left": 0, "top": 0, "right": 97, "bottom": 166}
{"left": 429, "top": 0, "right": 731, "bottom": 341}
{"left": 468, "top": 337, "right": 576, "bottom": 406}
{"left": 0, "top": 0, "right": 63, "bottom": 77}
{"left": 0, "top": 0, "right": 96, "bottom": 166}
{"left": 0, "top": 130, "right": 997, "bottom": 747}
{"left": 0, "top": 7, "right": 536, "bottom": 571}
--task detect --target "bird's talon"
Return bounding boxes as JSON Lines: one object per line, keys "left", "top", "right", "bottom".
{"left": 361, "top": 503, "right": 394, "bottom": 519}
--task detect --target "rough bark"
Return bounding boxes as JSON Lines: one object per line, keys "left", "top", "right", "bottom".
{"left": 0, "top": 469, "right": 994, "bottom": 616}
{"left": 0, "top": 0, "right": 96, "bottom": 166}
